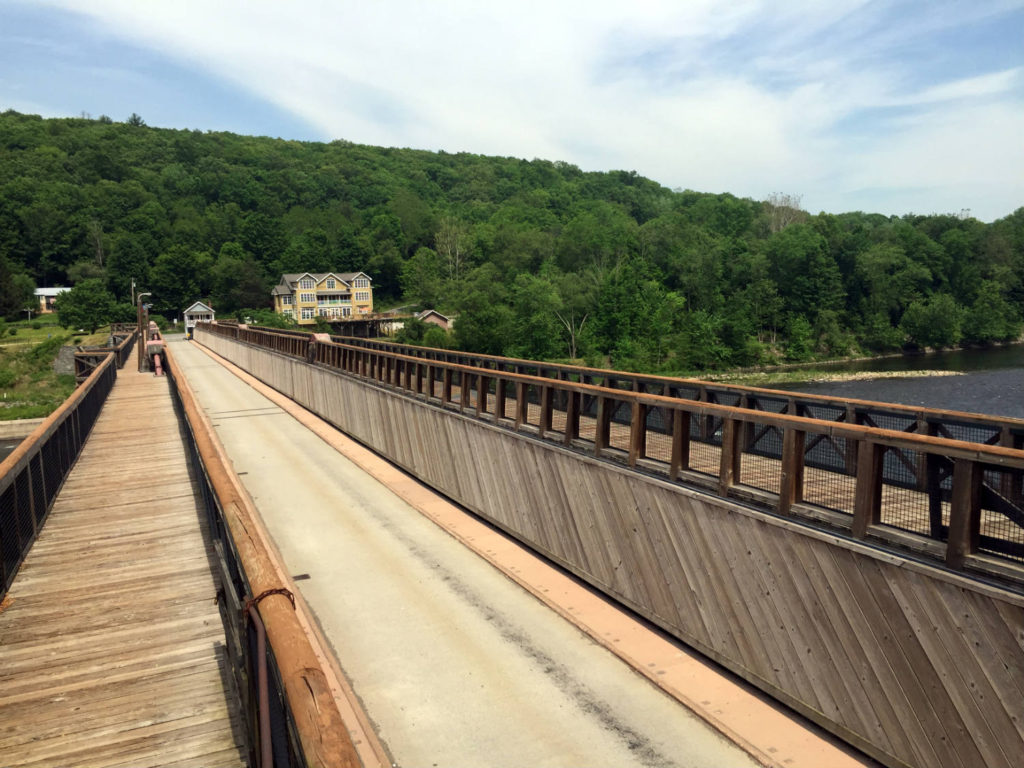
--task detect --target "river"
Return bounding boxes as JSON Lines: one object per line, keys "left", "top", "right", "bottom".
{"left": 775, "top": 344, "right": 1024, "bottom": 419}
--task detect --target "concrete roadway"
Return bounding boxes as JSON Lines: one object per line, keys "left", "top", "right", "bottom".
{"left": 169, "top": 338, "right": 851, "bottom": 768}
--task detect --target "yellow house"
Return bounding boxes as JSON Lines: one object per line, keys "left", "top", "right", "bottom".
{"left": 271, "top": 272, "right": 373, "bottom": 325}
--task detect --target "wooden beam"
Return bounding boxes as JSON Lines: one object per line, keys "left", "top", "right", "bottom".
{"left": 628, "top": 402, "right": 647, "bottom": 467}
{"left": 476, "top": 375, "right": 489, "bottom": 417}
{"left": 564, "top": 391, "right": 580, "bottom": 445}
{"left": 539, "top": 386, "right": 553, "bottom": 438}
{"left": 595, "top": 396, "right": 611, "bottom": 457}
{"left": 852, "top": 441, "right": 884, "bottom": 538}
{"left": 494, "top": 377, "right": 507, "bottom": 420}
{"left": 515, "top": 382, "right": 528, "bottom": 429}
{"left": 947, "top": 458, "right": 982, "bottom": 569}
{"left": 779, "top": 428, "right": 806, "bottom": 515}
{"left": 719, "top": 418, "right": 742, "bottom": 496}
{"left": 669, "top": 410, "right": 691, "bottom": 481}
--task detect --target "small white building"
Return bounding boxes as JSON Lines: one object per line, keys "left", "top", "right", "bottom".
{"left": 183, "top": 301, "right": 215, "bottom": 337}
{"left": 35, "top": 287, "right": 70, "bottom": 313}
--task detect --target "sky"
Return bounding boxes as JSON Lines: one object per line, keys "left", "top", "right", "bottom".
{"left": 2, "top": 0, "right": 1022, "bottom": 222}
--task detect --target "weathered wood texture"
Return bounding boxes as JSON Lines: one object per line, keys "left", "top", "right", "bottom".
{"left": 201, "top": 329, "right": 1024, "bottom": 768}
{"left": 0, "top": 369, "right": 246, "bottom": 768}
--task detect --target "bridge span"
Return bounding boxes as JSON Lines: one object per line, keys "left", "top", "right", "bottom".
{"left": 171, "top": 336, "right": 871, "bottom": 768}
{"left": 195, "top": 322, "right": 1024, "bottom": 768}
{"left": 1, "top": 321, "right": 1022, "bottom": 768}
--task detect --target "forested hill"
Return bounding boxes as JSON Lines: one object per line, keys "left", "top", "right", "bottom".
{"left": 1, "top": 109, "right": 1021, "bottom": 372}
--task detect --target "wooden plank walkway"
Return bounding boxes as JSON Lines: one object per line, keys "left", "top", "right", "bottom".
{"left": 0, "top": 369, "right": 246, "bottom": 768}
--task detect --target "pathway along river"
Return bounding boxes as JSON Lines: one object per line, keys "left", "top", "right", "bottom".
{"left": 773, "top": 343, "right": 1024, "bottom": 419}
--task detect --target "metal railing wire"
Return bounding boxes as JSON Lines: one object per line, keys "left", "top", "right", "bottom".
{"left": 1, "top": 353, "right": 117, "bottom": 599}
{"left": 199, "top": 323, "right": 1024, "bottom": 584}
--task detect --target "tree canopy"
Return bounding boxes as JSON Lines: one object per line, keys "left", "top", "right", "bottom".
{"left": 1, "top": 109, "right": 1021, "bottom": 372}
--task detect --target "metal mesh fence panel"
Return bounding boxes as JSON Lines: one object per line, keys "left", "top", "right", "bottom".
{"left": 803, "top": 463, "right": 857, "bottom": 516}
{"left": 880, "top": 447, "right": 930, "bottom": 534}
{"left": 979, "top": 465, "right": 1024, "bottom": 563}
{"left": 609, "top": 400, "right": 632, "bottom": 452}
{"left": 644, "top": 406, "right": 672, "bottom": 464}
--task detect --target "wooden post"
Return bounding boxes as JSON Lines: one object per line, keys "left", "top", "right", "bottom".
{"left": 669, "top": 410, "right": 691, "bottom": 481}
{"left": 494, "top": 378, "right": 507, "bottom": 420}
{"left": 718, "top": 418, "right": 742, "bottom": 496}
{"left": 442, "top": 369, "right": 452, "bottom": 404}
{"left": 539, "top": 386, "right": 553, "bottom": 438}
{"left": 415, "top": 362, "right": 424, "bottom": 395}
{"left": 476, "top": 375, "right": 489, "bottom": 416}
{"left": 628, "top": 402, "right": 647, "bottom": 467}
{"left": 514, "top": 383, "right": 528, "bottom": 429}
{"left": 564, "top": 390, "right": 580, "bottom": 445}
{"left": 595, "top": 396, "right": 612, "bottom": 457}
{"left": 946, "top": 459, "right": 982, "bottom": 569}
{"left": 852, "top": 441, "right": 884, "bottom": 538}
{"left": 778, "top": 428, "right": 806, "bottom": 515}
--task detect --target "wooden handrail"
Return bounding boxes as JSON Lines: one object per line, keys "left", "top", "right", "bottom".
{"left": 205, "top": 323, "right": 1024, "bottom": 574}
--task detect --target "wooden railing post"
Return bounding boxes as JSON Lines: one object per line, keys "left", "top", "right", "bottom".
{"left": 539, "top": 386, "right": 553, "bottom": 438}
{"left": 442, "top": 369, "right": 453, "bottom": 405}
{"left": 515, "top": 382, "right": 528, "bottom": 429}
{"left": 494, "top": 377, "right": 507, "bottom": 420}
{"left": 718, "top": 418, "right": 742, "bottom": 496}
{"left": 595, "top": 396, "right": 612, "bottom": 457}
{"left": 669, "top": 410, "right": 691, "bottom": 481}
{"left": 852, "top": 441, "right": 884, "bottom": 538}
{"left": 628, "top": 402, "right": 647, "bottom": 467}
{"left": 947, "top": 459, "right": 983, "bottom": 568}
{"left": 476, "top": 375, "right": 489, "bottom": 416}
{"left": 564, "top": 390, "right": 580, "bottom": 445}
{"left": 778, "top": 428, "right": 806, "bottom": 515}
{"left": 415, "top": 362, "right": 424, "bottom": 395}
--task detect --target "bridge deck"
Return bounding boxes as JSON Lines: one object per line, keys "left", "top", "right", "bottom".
{"left": 0, "top": 369, "right": 245, "bottom": 768}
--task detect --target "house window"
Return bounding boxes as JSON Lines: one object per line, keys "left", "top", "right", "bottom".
{"left": 281, "top": 295, "right": 293, "bottom": 306}
{"left": 325, "top": 278, "right": 336, "bottom": 289}
{"left": 301, "top": 307, "right": 314, "bottom": 320}
{"left": 300, "top": 293, "right": 315, "bottom": 303}
{"left": 355, "top": 291, "right": 370, "bottom": 302}
{"left": 299, "top": 278, "right": 315, "bottom": 289}
{"left": 354, "top": 277, "right": 369, "bottom": 288}
{"left": 283, "top": 309, "right": 294, "bottom": 318}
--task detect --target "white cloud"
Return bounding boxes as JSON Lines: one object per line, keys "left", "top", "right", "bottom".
{"left": 24, "top": 0, "right": 1024, "bottom": 219}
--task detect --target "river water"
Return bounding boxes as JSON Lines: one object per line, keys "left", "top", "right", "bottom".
{"left": 0, "top": 438, "right": 20, "bottom": 462}
{"left": 775, "top": 344, "right": 1024, "bottom": 419}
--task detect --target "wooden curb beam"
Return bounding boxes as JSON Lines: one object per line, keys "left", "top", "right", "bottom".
{"left": 163, "top": 343, "right": 360, "bottom": 768}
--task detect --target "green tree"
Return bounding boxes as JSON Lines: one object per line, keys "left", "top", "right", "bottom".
{"left": 54, "top": 278, "right": 115, "bottom": 332}
{"left": 900, "top": 294, "right": 963, "bottom": 349}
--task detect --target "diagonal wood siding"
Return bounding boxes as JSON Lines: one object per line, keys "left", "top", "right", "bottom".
{"left": 199, "top": 330, "right": 1024, "bottom": 768}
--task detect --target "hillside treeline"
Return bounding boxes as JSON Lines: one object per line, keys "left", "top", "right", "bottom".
{"left": 1, "top": 109, "right": 1021, "bottom": 372}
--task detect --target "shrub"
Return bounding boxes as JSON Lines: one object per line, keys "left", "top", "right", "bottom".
{"left": 8, "top": 328, "right": 16, "bottom": 336}
{"left": 31, "top": 321, "right": 41, "bottom": 330}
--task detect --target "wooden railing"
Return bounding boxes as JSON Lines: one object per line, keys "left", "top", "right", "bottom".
{"left": 74, "top": 328, "right": 136, "bottom": 383}
{"left": 0, "top": 354, "right": 118, "bottom": 598}
{"left": 202, "top": 323, "right": 1024, "bottom": 582}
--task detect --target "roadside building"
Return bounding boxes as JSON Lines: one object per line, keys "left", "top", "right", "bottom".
{"left": 35, "top": 287, "right": 70, "bottom": 314}
{"left": 183, "top": 300, "right": 215, "bottom": 338}
{"left": 271, "top": 272, "right": 373, "bottom": 325}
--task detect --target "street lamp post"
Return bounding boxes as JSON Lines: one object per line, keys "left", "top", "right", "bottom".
{"left": 136, "top": 292, "right": 152, "bottom": 372}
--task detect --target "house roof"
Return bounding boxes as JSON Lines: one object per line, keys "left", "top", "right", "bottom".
{"left": 415, "top": 309, "right": 451, "bottom": 322}
{"left": 183, "top": 301, "right": 215, "bottom": 314}
{"left": 35, "top": 287, "right": 70, "bottom": 297}
{"left": 278, "top": 272, "right": 372, "bottom": 287}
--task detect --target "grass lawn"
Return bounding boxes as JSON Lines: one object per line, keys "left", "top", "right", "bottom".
{"left": 0, "top": 320, "right": 115, "bottom": 421}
